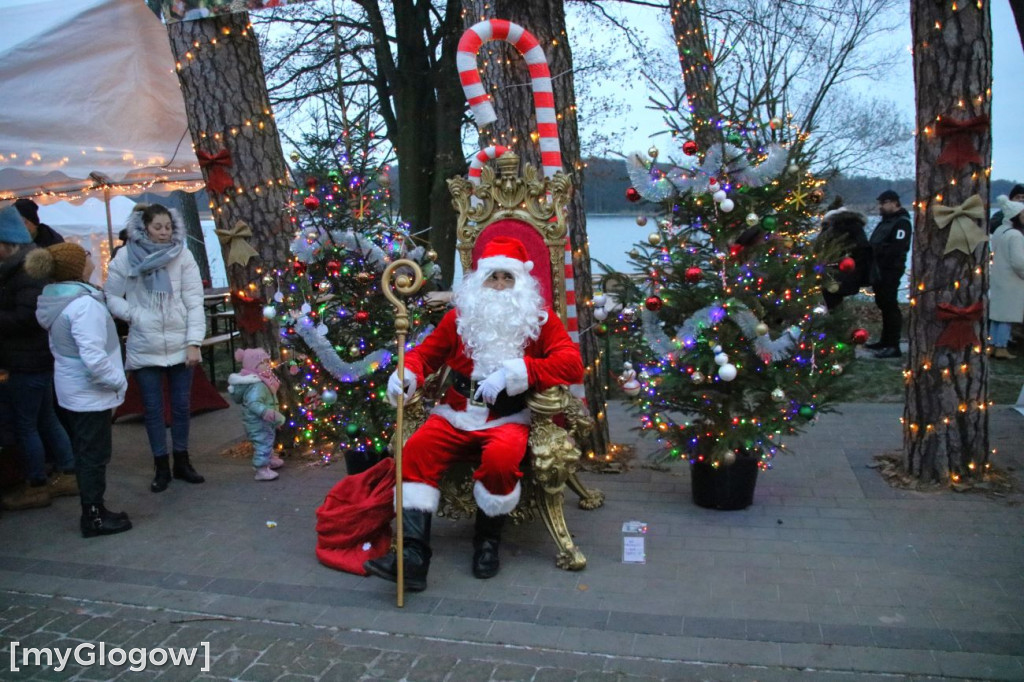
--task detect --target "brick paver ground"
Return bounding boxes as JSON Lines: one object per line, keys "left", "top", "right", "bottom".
{"left": 1, "top": 397, "right": 1022, "bottom": 681}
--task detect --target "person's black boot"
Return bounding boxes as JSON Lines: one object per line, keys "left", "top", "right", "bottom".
{"left": 472, "top": 510, "right": 505, "bottom": 579}
{"left": 172, "top": 451, "right": 205, "bottom": 484}
{"left": 151, "top": 456, "right": 171, "bottom": 492}
{"left": 364, "top": 509, "right": 432, "bottom": 592}
{"left": 81, "top": 503, "right": 132, "bottom": 538}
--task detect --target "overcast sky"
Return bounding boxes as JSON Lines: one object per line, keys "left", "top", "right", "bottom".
{"left": 582, "top": 2, "right": 1022, "bottom": 183}
{"left": 1, "top": 0, "right": 1019, "bottom": 183}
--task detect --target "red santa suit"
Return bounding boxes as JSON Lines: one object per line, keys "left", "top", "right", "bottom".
{"left": 394, "top": 239, "right": 583, "bottom": 517}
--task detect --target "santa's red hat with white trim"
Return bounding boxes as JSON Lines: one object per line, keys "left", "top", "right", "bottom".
{"left": 475, "top": 236, "right": 534, "bottom": 281}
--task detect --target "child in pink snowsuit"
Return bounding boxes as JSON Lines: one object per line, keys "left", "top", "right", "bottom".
{"left": 227, "top": 348, "right": 285, "bottom": 481}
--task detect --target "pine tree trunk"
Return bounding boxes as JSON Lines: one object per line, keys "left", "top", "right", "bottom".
{"left": 166, "top": 13, "right": 298, "bottom": 400}
{"left": 669, "top": 0, "right": 720, "bottom": 151}
{"left": 465, "top": 0, "right": 610, "bottom": 459}
{"left": 363, "top": 0, "right": 465, "bottom": 289}
{"left": 905, "top": 2, "right": 991, "bottom": 481}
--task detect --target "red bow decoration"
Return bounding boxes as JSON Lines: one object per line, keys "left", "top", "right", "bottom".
{"left": 935, "top": 115, "right": 989, "bottom": 170}
{"left": 935, "top": 301, "right": 984, "bottom": 351}
{"left": 231, "top": 291, "right": 266, "bottom": 334}
{"left": 197, "top": 148, "right": 234, "bottom": 194}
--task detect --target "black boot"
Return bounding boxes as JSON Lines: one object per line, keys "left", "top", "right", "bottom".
{"left": 81, "top": 503, "right": 132, "bottom": 538}
{"left": 151, "top": 456, "right": 171, "bottom": 493}
{"left": 364, "top": 509, "right": 432, "bottom": 592}
{"left": 172, "top": 451, "right": 205, "bottom": 484}
{"left": 472, "top": 510, "right": 505, "bottom": 579}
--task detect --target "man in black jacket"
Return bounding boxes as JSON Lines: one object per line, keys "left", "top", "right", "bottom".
{"left": 14, "top": 199, "right": 65, "bottom": 248}
{"left": 867, "top": 190, "right": 912, "bottom": 359}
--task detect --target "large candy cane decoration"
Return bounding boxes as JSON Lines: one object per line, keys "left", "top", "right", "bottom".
{"left": 458, "top": 21, "right": 582, "bottom": 398}
{"left": 457, "top": 20, "right": 562, "bottom": 180}
{"left": 468, "top": 145, "right": 510, "bottom": 184}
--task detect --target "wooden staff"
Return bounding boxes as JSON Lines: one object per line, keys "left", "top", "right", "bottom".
{"left": 381, "top": 259, "right": 424, "bottom": 608}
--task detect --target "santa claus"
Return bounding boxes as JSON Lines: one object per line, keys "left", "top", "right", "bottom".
{"left": 365, "top": 236, "right": 583, "bottom": 591}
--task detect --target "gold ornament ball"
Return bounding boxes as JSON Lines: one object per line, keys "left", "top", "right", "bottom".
{"left": 349, "top": 345, "right": 361, "bottom": 356}
{"left": 425, "top": 249, "right": 438, "bottom": 262}
{"left": 755, "top": 322, "right": 769, "bottom": 336}
{"left": 356, "top": 272, "right": 372, "bottom": 284}
{"left": 691, "top": 371, "right": 704, "bottom": 384}
{"left": 289, "top": 151, "right": 300, "bottom": 162}
{"left": 648, "top": 146, "right": 659, "bottom": 160}
{"left": 771, "top": 388, "right": 786, "bottom": 402}
{"left": 648, "top": 232, "right": 662, "bottom": 246}
{"left": 261, "top": 274, "right": 275, "bottom": 285}
{"left": 722, "top": 450, "right": 737, "bottom": 465}
{"left": 825, "top": 281, "right": 840, "bottom": 293}
{"left": 629, "top": 248, "right": 640, "bottom": 258}
{"left": 769, "top": 117, "right": 783, "bottom": 130}
{"left": 377, "top": 172, "right": 391, "bottom": 186}
{"left": 636, "top": 215, "right": 648, "bottom": 227}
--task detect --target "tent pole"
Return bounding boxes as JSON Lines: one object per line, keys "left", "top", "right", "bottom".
{"left": 103, "top": 187, "right": 114, "bottom": 251}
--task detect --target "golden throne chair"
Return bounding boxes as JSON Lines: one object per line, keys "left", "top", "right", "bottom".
{"left": 397, "top": 151, "right": 604, "bottom": 571}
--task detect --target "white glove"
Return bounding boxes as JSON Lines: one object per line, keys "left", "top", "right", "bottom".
{"left": 386, "top": 371, "right": 417, "bottom": 405}
{"left": 474, "top": 368, "right": 507, "bottom": 405}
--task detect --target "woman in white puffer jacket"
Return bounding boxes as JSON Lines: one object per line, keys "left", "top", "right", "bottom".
{"left": 105, "top": 204, "right": 206, "bottom": 493}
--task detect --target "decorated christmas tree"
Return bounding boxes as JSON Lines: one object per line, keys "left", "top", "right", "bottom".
{"left": 611, "top": 103, "right": 858, "bottom": 470}
{"left": 272, "top": 124, "right": 441, "bottom": 463}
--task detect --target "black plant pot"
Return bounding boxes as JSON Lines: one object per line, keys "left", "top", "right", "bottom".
{"left": 343, "top": 450, "right": 383, "bottom": 477}
{"left": 690, "top": 456, "right": 759, "bottom": 510}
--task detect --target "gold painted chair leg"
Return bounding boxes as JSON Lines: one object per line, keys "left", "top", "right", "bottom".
{"left": 536, "top": 488, "right": 586, "bottom": 571}
{"left": 566, "top": 472, "right": 605, "bottom": 510}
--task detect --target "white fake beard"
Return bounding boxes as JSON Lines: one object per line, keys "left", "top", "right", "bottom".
{"left": 455, "top": 277, "right": 545, "bottom": 377}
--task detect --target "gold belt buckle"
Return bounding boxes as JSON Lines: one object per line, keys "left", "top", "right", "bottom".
{"left": 468, "top": 378, "right": 486, "bottom": 407}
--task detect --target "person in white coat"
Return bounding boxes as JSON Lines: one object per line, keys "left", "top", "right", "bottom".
{"left": 28, "top": 243, "right": 132, "bottom": 537}
{"left": 989, "top": 196, "right": 1024, "bottom": 360}
{"left": 105, "top": 204, "right": 206, "bottom": 492}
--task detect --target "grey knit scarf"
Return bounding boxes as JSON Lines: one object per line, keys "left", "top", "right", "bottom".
{"left": 126, "top": 236, "right": 183, "bottom": 298}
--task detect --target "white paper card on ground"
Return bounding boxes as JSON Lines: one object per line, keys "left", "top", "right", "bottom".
{"left": 1013, "top": 384, "right": 1024, "bottom": 416}
{"left": 621, "top": 520, "right": 647, "bottom": 564}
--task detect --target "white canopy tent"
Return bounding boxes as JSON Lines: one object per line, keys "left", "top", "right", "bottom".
{"left": 0, "top": 0, "right": 204, "bottom": 246}
{"left": 39, "top": 195, "right": 227, "bottom": 287}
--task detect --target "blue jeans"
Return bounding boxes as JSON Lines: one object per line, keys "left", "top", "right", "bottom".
{"left": 134, "top": 364, "right": 193, "bottom": 458}
{"left": 5, "top": 371, "right": 75, "bottom": 482}
{"left": 990, "top": 321, "right": 1012, "bottom": 348}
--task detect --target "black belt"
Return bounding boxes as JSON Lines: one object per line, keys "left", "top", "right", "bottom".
{"left": 450, "top": 371, "right": 527, "bottom": 418}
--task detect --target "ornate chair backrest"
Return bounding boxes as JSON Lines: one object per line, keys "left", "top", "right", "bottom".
{"left": 448, "top": 151, "right": 573, "bottom": 325}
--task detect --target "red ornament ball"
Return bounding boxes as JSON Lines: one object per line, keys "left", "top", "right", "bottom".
{"left": 682, "top": 140, "right": 699, "bottom": 156}
{"left": 354, "top": 310, "right": 370, "bottom": 323}
{"left": 729, "top": 243, "right": 744, "bottom": 258}
{"left": 305, "top": 176, "right": 318, "bottom": 189}
{"left": 684, "top": 266, "right": 703, "bottom": 284}
{"left": 851, "top": 328, "right": 870, "bottom": 344}
{"left": 593, "top": 323, "right": 608, "bottom": 337}
{"left": 625, "top": 187, "right": 641, "bottom": 203}
{"left": 644, "top": 295, "right": 663, "bottom": 311}
{"left": 292, "top": 261, "right": 306, "bottom": 276}
{"left": 303, "top": 195, "right": 320, "bottom": 210}
{"left": 326, "top": 260, "right": 342, "bottom": 277}
{"left": 838, "top": 257, "right": 856, "bottom": 273}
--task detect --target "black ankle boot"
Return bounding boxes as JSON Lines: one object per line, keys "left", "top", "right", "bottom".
{"left": 364, "top": 509, "right": 432, "bottom": 592}
{"left": 151, "top": 456, "right": 171, "bottom": 493}
{"left": 172, "top": 451, "right": 205, "bottom": 484}
{"left": 81, "top": 503, "right": 132, "bottom": 538}
{"left": 472, "top": 510, "right": 505, "bottom": 579}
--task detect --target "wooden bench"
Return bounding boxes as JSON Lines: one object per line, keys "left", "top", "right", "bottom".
{"left": 200, "top": 331, "right": 239, "bottom": 384}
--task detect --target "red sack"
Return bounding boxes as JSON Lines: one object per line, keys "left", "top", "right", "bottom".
{"left": 315, "top": 457, "right": 395, "bottom": 575}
